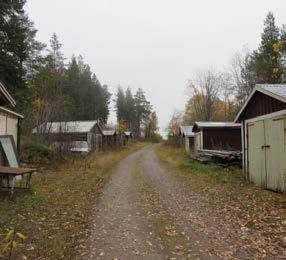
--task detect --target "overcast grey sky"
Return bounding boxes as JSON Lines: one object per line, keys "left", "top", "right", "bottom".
{"left": 25, "top": 0, "right": 286, "bottom": 133}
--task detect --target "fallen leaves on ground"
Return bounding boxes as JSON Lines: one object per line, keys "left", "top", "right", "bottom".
{"left": 156, "top": 144, "right": 286, "bottom": 259}
{"left": 0, "top": 143, "right": 145, "bottom": 259}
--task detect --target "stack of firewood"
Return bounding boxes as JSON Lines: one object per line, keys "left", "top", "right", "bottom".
{"left": 191, "top": 149, "right": 242, "bottom": 166}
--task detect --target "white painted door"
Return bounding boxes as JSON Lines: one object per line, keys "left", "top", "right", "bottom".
{"left": 248, "top": 116, "right": 286, "bottom": 192}
{"left": 248, "top": 120, "right": 266, "bottom": 187}
{"left": 264, "top": 117, "right": 286, "bottom": 191}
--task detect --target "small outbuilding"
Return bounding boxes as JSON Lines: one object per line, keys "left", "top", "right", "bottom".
{"left": 32, "top": 121, "right": 103, "bottom": 153}
{"left": 179, "top": 126, "right": 194, "bottom": 152}
{"left": 0, "top": 82, "right": 24, "bottom": 165}
{"left": 102, "top": 130, "right": 119, "bottom": 150}
{"left": 192, "top": 121, "right": 242, "bottom": 154}
{"left": 123, "top": 131, "right": 133, "bottom": 145}
{"left": 235, "top": 84, "right": 286, "bottom": 192}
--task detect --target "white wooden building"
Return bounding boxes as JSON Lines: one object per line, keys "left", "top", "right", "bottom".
{"left": 179, "top": 126, "right": 194, "bottom": 153}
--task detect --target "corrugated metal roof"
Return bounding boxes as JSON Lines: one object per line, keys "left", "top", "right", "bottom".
{"left": 179, "top": 126, "right": 194, "bottom": 137}
{"left": 194, "top": 122, "right": 241, "bottom": 129}
{"left": 102, "top": 130, "right": 116, "bottom": 136}
{"left": 32, "top": 121, "right": 99, "bottom": 134}
{"left": 258, "top": 84, "right": 286, "bottom": 98}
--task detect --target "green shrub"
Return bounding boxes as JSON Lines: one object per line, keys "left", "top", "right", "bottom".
{"left": 20, "top": 137, "right": 55, "bottom": 165}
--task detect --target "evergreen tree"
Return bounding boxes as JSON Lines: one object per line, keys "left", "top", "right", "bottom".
{"left": 134, "top": 88, "right": 152, "bottom": 137}
{"left": 115, "top": 86, "right": 126, "bottom": 124}
{"left": 49, "top": 33, "right": 64, "bottom": 71}
{"left": 125, "top": 88, "right": 135, "bottom": 130}
{"left": 65, "top": 56, "right": 111, "bottom": 122}
{"left": 94, "top": 83, "right": 111, "bottom": 123}
{"left": 249, "top": 12, "right": 281, "bottom": 83}
{"left": 0, "top": 0, "right": 42, "bottom": 94}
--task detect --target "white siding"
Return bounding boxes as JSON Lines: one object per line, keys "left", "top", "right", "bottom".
{"left": 7, "top": 116, "right": 18, "bottom": 146}
{"left": 0, "top": 113, "right": 6, "bottom": 134}
{"left": 0, "top": 111, "right": 18, "bottom": 146}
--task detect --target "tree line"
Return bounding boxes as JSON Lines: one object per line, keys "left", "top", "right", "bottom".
{"left": 169, "top": 12, "right": 286, "bottom": 133}
{"left": 114, "top": 86, "right": 159, "bottom": 139}
{"left": 0, "top": 1, "right": 112, "bottom": 135}
{"left": 0, "top": 1, "right": 160, "bottom": 139}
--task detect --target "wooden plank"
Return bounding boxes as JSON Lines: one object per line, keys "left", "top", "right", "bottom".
{"left": 0, "top": 166, "right": 35, "bottom": 175}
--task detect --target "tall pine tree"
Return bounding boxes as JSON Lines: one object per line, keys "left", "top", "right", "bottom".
{"left": 0, "top": 0, "right": 42, "bottom": 95}
{"left": 249, "top": 12, "right": 281, "bottom": 83}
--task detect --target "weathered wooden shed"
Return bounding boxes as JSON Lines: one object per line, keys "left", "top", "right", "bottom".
{"left": 123, "top": 131, "right": 133, "bottom": 145}
{"left": 32, "top": 121, "right": 103, "bottom": 153}
{"left": 102, "top": 130, "right": 119, "bottom": 150}
{"left": 192, "top": 122, "right": 242, "bottom": 154}
{"left": 235, "top": 84, "right": 286, "bottom": 192}
{"left": 179, "top": 126, "right": 194, "bottom": 153}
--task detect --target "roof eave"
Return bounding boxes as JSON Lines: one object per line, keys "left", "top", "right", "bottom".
{"left": 0, "top": 82, "right": 16, "bottom": 107}
{"left": 0, "top": 106, "right": 24, "bottom": 118}
{"left": 234, "top": 85, "right": 286, "bottom": 122}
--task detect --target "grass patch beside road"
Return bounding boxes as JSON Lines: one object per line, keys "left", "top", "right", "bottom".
{"left": 156, "top": 143, "right": 286, "bottom": 258}
{"left": 156, "top": 143, "right": 244, "bottom": 187}
{"left": 0, "top": 143, "right": 145, "bottom": 260}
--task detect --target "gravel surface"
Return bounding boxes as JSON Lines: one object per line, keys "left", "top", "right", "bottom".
{"left": 85, "top": 147, "right": 163, "bottom": 259}
{"left": 84, "top": 145, "right": 284, "bottom": 259}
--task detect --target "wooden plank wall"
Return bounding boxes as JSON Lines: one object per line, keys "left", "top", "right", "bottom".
{"left": 203, "top": 128, "right": 242, "bottom": 151}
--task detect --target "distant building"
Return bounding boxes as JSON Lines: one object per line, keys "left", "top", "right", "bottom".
{"left": 32, "top": 121, "right": 103, "bottom": 153}
{"left": 123, "top": 131, "right": 133, "bottom": 145}
{"left": 102, "top": 129, "right": 119, "bottom": 150}
{"left": 179, "top": 125, "right": 194, "bottom": 153}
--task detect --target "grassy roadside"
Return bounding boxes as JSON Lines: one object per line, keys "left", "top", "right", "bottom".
{"left": 132, "top": 167, "right": 188, "bottom": 258}
{"left": 156, "top": 143, "right": 245, "bottom": 188}
{"left": 0, "top": 143, "right": 145, "bottom": 259}
{"left": 156, "top": 143, "right": 286, "bottom": 258}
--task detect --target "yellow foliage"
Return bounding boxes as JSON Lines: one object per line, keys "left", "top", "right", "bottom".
{"left": 273, "top": 67, "right": 279, "bottom": 74}
{"left": 32, "top": 98, "right": 47, "bottom": 109}
{"left": 273, "top": 40, "right": 286, "bottom": 53}
{"left": 117, "top": 120, "right": 127, "bottom": 132}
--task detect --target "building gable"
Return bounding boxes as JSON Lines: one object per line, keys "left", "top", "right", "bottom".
{"left": 236, "top": 91, "right": 286, "bottom": 122}
{"left": 0, "top": 82, "right": 16, "bottom": 107}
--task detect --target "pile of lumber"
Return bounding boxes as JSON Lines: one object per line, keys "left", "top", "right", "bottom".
{"left": 192, "top": 149, "right": 242, "bottom": 166}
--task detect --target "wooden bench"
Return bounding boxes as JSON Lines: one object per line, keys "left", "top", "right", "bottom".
{"left": 0, "top": 166, "right": 36, "bottom": 197}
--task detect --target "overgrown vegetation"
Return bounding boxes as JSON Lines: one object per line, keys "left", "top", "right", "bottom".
{"left": 0, "top": 143, "right": 145, "bottom": 259}
{"left": 156, "top": 143, "right": 286, "bottom": 258}
{"left": 157, "top": 144, "right": 243, "bottom": 186}
{"left": 20, "top": 138, "right": 59, "bottom": 166}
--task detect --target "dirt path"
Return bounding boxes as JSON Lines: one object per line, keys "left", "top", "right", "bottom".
{"left": 84, "top": 145, "right": 276, "bottom": 259}
{"left": 85, "top": 147, "right": 163, "bottom": 259}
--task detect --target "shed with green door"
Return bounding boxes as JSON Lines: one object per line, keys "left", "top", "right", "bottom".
{"left": 235, "top": 84, "right": 286, "bottom": 192}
